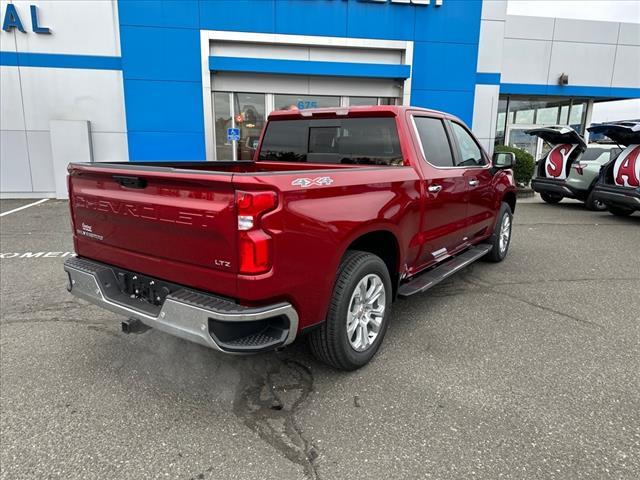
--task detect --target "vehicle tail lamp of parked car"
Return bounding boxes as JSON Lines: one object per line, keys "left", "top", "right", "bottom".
{"left": 236, "top": 190, "right": 278, "bottom": 274}
{"left": 572, "top": 161, "right": 588, "bottom": 175}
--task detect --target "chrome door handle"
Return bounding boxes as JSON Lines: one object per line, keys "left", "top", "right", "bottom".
{"left": 428, "top": 185, "right": 442, "bottom": 193}
{"left": 468, "top": 179, "right": 479, "bottom": 187}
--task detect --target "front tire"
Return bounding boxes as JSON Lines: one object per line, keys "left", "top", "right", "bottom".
{"left": 485, "top": 202, "right": 513, "bottom": 263}
{"left": 608, "top": 205, "right": 634, "bottom": 217}
{"left": 540, "top": 192, "right": 563, "bottom": 204}
{"left": 309, "top": 250, "right": 392, "bottom": 370}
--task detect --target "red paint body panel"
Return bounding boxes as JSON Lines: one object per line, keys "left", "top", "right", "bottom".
{"left": 67, "top": 106, "right": 516, "bottom": 332}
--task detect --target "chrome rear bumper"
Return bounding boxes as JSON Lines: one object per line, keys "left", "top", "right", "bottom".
{"left": 64, "top": 257, "right": 298, "bottom": 353}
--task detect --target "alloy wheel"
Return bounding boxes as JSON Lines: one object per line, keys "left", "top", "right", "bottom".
{"left": 499, "top": 213, "right": 511, "bottom": 254}
{"left": 346, "top": 274, "right": 386, "bottom": 352}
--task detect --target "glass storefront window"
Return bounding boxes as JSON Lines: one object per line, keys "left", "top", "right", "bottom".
{"left": 507, "top": 97, "right": 575, "bottom": 126}
{"left": 569, "top": 102, "right": 586, "bottom": 133}
{"left": 349, "top": 97, "right": 378, "bottom": 106}
{"left": 513, "top": 104, "right": 535, "bottom": 124}
{"left": 536, "top": 106, "right": 559, "bottom": 125}
{"left": 274, "top": 94, "right": 340, "bottom": 111}
{"left": 495, "top": 98, "right": 508, "bottom": 145}
{"left": 495, "top": 95, "right": 590, "bottom": 151}
{"left": 348, "top": 97, "right": 398, "bottom": 106}
{"left": 506, "top": 127, "right": 539, "bottom": 158}
{"left": 509, "top": 98, "right": 538, "bottom": 124}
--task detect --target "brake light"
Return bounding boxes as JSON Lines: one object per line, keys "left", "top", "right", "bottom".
{"left": 573, "top": 162, "right": 587, "bottom": 175}
{"left": 239, "top": 230, "right": 272, "bottom": 273}
{"left": 236, "top": 190, "right": 278, "bottom": 274}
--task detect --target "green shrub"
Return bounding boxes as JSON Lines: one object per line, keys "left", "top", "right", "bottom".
{"left": 494, "top": 144, "right": 536, "bottom": 187}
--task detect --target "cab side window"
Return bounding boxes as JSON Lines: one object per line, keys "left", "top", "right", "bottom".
{"left": 413, "top": 117, "right": 455, "bottom": 167}
{"left": 450, "top": 122, "right": 486, "bottom": 167}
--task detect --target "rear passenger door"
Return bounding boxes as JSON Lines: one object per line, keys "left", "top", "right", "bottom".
{"left": 411, "top": 115, "right": 469, "bottom": 268}
{"left": 448, "top": 121, "right": 495, "bottom": 243}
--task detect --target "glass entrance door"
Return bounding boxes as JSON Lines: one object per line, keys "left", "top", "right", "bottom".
{"left": 212, "top": 92, "right": 265, "bottom": 161}
{"left": 234, "top": 93, "right": 265, "bottom": 160}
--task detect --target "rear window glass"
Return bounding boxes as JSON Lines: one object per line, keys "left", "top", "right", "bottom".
{"left": 258, "top": 118, "right": 403, "bottom": 166}
{"left": 582, "top": 147, "right": 621, "bottom": 162}
{"left": 413, "top": 117, "right": 454, "bottom": 167}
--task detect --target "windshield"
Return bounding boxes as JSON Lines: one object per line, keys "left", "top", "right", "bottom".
{"left": 258, "top": 117, "right": 403, "bottom": 166}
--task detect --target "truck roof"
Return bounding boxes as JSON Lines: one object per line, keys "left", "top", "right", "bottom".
{"left": 268, "top": 105, "right": 459, "bottom": 122}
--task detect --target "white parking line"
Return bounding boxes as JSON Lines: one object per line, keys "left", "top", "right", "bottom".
{"left": 0, "top": 199, "right": 49, "bottom": 217}
{"left": 0, "top": 251, "right": 75, "bottom": 259}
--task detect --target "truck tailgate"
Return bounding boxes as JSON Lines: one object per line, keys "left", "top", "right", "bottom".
{"left": 68, "top": 164, "right": 238, "bottom": 295}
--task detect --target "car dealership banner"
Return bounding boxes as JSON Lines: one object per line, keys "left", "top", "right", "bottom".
{"left": 545, "top": 144, "right": 579, "bottom": 180}
{"left": 613, "top": 145, "right": 640, "bottom": 188}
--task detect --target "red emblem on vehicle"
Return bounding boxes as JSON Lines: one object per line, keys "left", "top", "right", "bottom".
{"left": 545, "top": 143, "right": 577, "bottom": 180}
{"left": 614, "top": 144, "right": 640, "bottom": 188}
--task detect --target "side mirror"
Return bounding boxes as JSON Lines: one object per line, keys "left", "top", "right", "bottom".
{"left": 493, "top": 151, "right": 516, "bottom": 169}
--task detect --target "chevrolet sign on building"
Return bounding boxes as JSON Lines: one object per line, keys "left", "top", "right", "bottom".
{"left": 0, "top": 0, "right": 638, "bottom": 198}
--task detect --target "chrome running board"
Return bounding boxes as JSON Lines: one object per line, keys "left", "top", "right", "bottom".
{"left": 398, "top": 244, "right": 492, "bottom": 298}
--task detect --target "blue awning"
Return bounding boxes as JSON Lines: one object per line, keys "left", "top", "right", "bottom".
{"left": 209, "top": 56, "right": 411, "bottom": 80}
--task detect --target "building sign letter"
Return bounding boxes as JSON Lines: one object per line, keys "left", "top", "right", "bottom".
{"left": 2, "top": 4, "right": 50, "bottom": 34}
{"left": 2, "top": 4, "right": 25, "bottom": 33}
{"left": 30, "top": 5, "right": 50, "bottom": 34}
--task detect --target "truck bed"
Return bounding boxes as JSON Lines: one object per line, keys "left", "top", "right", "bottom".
{"left": 75, "top": 160, "right": 375, "bottom": 175}
{"left": 67, "top": 160, "right": 416, "bottom": 305}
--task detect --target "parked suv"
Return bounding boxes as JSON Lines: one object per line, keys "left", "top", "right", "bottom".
{"left": 64, "top": 106, "right": 517, "bottom": 370}
{"left": 587, "top": 121, "right": 639, "bottom": 216}
{"left": 528, "top": 126, "right": 621, "bottom": 210}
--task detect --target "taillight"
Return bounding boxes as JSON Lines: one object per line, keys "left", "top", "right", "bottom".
{"left": 236, "top": 190, "right": 278, "bottom": 274}
{"left": 572, "top": 162, "right": 587, "bottom": 175}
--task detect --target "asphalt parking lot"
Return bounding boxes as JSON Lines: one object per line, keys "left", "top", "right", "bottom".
{"left": 1, "top": 197, "right": 639, "bottom": 480}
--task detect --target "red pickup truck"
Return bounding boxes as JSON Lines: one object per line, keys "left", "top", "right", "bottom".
{"left": 64, "top": 106, "right": 517, "bottom": 370}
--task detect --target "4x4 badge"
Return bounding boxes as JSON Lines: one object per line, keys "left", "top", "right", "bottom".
{"left": 291, "top": 177, "right": 334, "bottom": 188}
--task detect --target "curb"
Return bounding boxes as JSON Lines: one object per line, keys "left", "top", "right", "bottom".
{"left": 516, "top": 188, "right": 535, "bottom": 199}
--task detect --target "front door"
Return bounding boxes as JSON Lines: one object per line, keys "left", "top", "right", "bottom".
{"left": 410, "top": 115, "right": 469, "bottom": 270}
{"left": 448, "top": 121, "right": 496, "bottom": 242}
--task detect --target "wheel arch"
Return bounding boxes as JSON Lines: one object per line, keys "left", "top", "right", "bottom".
{"left": 502, "top": 190, "right": 517, "bottom": 214}
{"left": 344, "top": 229, "right": 401, "bottom": 298}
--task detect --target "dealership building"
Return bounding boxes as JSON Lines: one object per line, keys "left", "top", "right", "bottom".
{"left": 1, "top": 0, "right": 638, "bottom": 198}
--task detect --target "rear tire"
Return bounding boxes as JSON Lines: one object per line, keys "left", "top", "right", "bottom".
{"left": 485, "top": 202, "right": 513, "bottom": 263}
{"left": 540, "top": 192, "right": 563, "bottom": 204}
{"left": 608, "top": 205, "right": 634, "bottom": 217}
{"left": 585, "top": 190, "right": 607, "bottom": 211}
{"left": 309, "top": 250, "right": 392, "bottom": 371}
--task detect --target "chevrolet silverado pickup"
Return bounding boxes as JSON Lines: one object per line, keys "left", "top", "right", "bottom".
{"left": 64, "top": 106, "right": 517, "bottom": 370}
